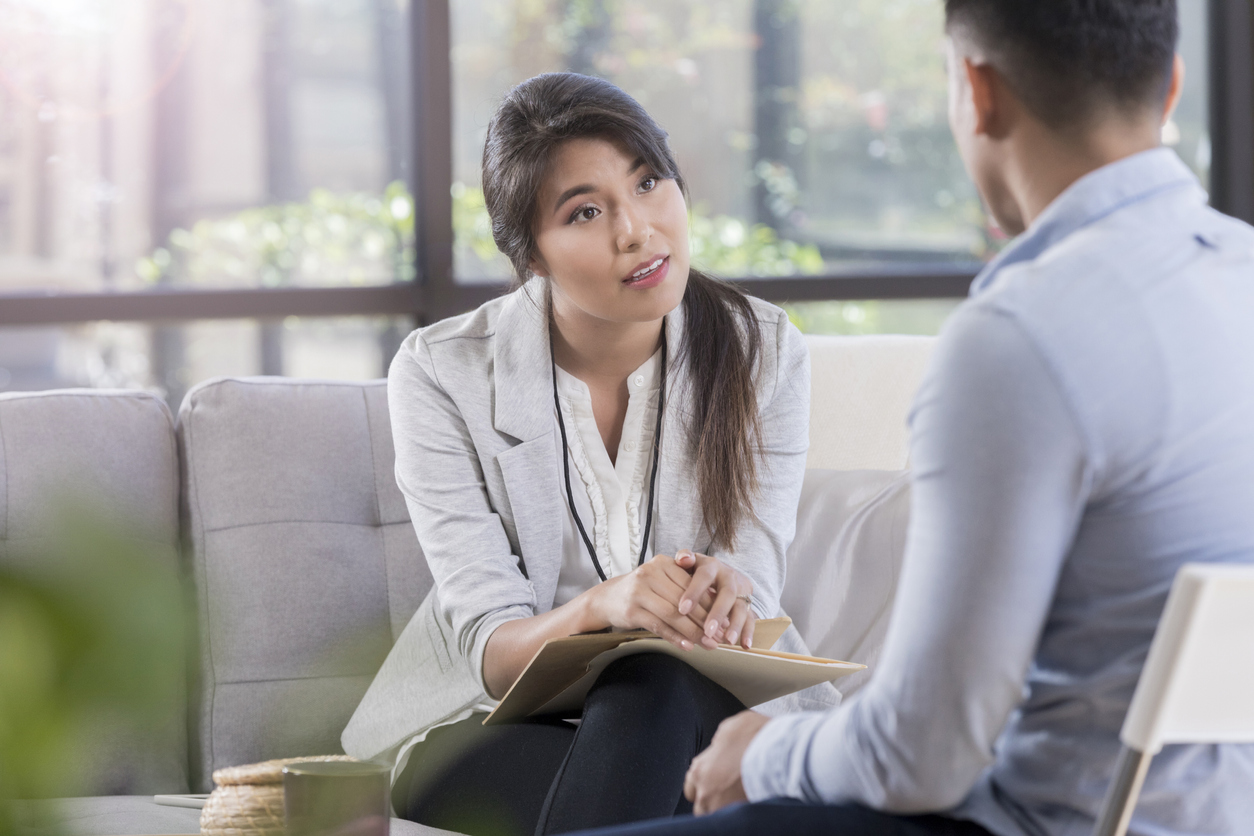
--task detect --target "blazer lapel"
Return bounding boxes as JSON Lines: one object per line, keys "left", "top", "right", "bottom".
{"left": 496, "top": 436, "right": 564, "bottom": 609}
{"left": 493, "top": 281, "right": 553, "bottom": 443}
{"left": 491, "top": 280, "right": 564, "bottom": 609}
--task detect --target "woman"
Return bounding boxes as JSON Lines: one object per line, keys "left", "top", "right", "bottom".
{"left": 342, "top": 72, "right": 830, "bottom": 836}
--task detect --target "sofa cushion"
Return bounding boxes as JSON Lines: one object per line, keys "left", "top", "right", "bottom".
{"left": 804, "top": 335, "right": 934, "bottom": 471}
{"left": 783, "top": 468, "right": 910, "bottom": 696}
{"left": 0, "top": 389, "right": 188, "bottom": 795}
{"left": 179, "top": 378, "right": 434, "bottom": 791}
{"left": 10, "top": 797, "right": 202, "bottom": 836}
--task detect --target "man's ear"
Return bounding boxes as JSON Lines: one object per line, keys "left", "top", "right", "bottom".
{"left": 1162, "top": 54, "right": 1186, "bottom": 125}
{"left": 964, "top": 57, "right": 1006, "bottom": 139}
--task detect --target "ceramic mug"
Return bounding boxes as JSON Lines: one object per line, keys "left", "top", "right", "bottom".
{"left": 283, "top": 760, "right": 391, "bottom": 836}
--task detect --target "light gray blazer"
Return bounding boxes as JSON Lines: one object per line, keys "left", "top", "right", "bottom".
{"left": 341, "top": 280, "right": 815, "bottom": 762}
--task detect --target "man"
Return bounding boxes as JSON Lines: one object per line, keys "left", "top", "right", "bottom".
{"left": 575, "top": 1, "right": 1254, "bottom": 835}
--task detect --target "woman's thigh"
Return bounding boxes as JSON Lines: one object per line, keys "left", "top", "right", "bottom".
{"left": 392, "top": 713, "right": 577, "bottom": 836}
{"left": 536, "top": 653, "right": 747, "bottom": 834}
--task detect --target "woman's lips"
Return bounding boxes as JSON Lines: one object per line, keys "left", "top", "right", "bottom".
{"left": 622, "top": 255, "right": 669, "bottom": 290}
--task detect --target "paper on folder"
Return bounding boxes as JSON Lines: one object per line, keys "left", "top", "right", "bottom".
{"left": 483, "top": 617, "right": 864, "bottom": 725}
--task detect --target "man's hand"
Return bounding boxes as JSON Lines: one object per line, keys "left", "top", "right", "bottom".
{"left": 684, "top": 710, "right": 772, "bottom": 815}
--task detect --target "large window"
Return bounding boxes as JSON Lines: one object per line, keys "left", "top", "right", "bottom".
{"left": 452, "top": 0, "right": 986, "bottom": 285}
{"left": 0, "top": 0, "right": 1247, "bottom": 401}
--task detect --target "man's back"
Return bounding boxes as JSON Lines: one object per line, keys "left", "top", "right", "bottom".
{"left": 951, "top": 148, "right": 1254, "bottom": 835}
{"left": 738, "top": 149, "right": 1254, "bottom": 836}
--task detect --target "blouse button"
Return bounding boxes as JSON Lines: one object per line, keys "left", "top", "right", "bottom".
{"left": 624, "top": 440, "right": 636, "bottom": 452}
{"left": 633, "top": 374, "right": 645, "bottom": 388}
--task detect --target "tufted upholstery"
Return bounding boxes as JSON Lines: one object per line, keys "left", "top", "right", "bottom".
{"left": 177, "top": 378, "right": 436, "bottom": 792}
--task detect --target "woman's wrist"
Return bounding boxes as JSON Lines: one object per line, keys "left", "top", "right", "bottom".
{"left": 572, "top": 581, "right": 611, "bottom": 634}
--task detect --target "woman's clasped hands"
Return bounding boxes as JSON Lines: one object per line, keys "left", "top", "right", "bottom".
{"left": 585, "top": 548, "right": 757, "bottom": 651}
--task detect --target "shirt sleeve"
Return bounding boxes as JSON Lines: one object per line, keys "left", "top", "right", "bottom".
{"left": 713, "top": 310, "right": 811, "bottom": 620}
{"left": 387, "top": 332, "right": 537, "bottom": 691}
{"left": 742, "top": 303, "right": 1095, "bottom": 812}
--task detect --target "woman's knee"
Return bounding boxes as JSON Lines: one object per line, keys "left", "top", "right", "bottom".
{"left": 592, "top": 652, "right": 701, "bottom": 697}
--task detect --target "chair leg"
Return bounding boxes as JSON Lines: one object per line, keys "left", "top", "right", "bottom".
{"left": 1092, "top": 745, "right": 1152, "bottom": 836}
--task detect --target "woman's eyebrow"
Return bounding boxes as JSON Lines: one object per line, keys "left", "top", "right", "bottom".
{"left": 551, "top": 158, "right": 648, "bottom": 215}
{"left": 553, "top": 184, "right": 595, "bottom": 215}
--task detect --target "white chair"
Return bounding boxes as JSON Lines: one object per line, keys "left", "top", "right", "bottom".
{"left": 1093, "top": 563, "right": 1254, "bottom": 836}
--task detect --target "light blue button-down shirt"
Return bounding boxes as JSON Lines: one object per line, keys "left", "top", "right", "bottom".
{"left": 742, "top": 148, "right": 1254, "bottom": 836}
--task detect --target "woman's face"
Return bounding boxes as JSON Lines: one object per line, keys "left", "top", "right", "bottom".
{"left": 530, "top": 137, "right": 690, "bottom": 326}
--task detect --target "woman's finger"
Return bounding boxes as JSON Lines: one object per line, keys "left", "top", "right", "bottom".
{"left": 724, "top": 598, "right": 750, "bottom": 648}
{"left": 702, "top": 575, "right": 744, "bottom": 645}
{"left": 741, "top": 606, "right": 757, "bottom": 650}
{"left": 628, "top": 585, "right": 706, "bottom": 648}
{"left": 646, "top": 555, "right": 713, "bottom": 626}
{"left": 678, "top": 559, "right": 721, "bottom": 618}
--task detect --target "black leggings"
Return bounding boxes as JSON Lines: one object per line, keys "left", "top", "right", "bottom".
{"left": 392, "top": 653, "right": 747, "bottom": 836}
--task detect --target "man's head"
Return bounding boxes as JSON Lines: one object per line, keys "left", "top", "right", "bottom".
{"left": 946, "top": 0, "right": 1183, "bottom": 234}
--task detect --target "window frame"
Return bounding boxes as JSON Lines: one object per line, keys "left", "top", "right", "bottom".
{"left": 0, "top": 0, "right": 1249, "bottom": 328}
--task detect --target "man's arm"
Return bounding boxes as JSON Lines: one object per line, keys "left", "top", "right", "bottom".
{"left": 740, "top": 303, "right": 1096, "bottom": 812}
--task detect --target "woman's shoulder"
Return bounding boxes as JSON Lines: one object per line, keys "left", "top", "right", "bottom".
{"left": 394, "top": 287, "right": 538, "bottom": 369}
{"left": 740, "top": 294, "right": 807, "bottom": 380}
{"left": 743, "top": 295, "right": 794, "bottom": 338}
{"left": 408, "top": 292, "right": 515, "bottom": 352}
{"left": 389, "top": 291, "right": 523, "bottom": 398}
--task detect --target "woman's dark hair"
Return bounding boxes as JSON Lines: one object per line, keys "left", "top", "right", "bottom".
{"left": 482, "top": 72, "right": 764, "bottom": 551}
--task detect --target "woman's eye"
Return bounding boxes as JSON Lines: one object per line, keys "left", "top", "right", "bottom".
{"left": 640, "top": 176, "right": 657, "bottom": 192}
{"left": 569, "top": 205, "right": 599, "bottom": 224}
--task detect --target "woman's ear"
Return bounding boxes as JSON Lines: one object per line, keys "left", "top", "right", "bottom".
{"left": 529, "top": 254, "right": 550, "bottom": 279}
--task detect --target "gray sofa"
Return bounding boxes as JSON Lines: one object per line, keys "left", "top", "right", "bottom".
{"left": 0, "top": 334, "right": 933, "bottom": 836}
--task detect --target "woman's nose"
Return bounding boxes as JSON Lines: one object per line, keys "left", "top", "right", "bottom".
{"left": 614, "top": 205, "right": 650, "bottom": 252}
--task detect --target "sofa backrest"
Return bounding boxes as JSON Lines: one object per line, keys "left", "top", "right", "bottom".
{"left": 0, "top": 389, "right": 188, "bottom": 795}
{"left": 178, "top": 378, "right": 433, "bottom": 791}
{"left": 804, "top": 334, "right": 935, "bottom": 471}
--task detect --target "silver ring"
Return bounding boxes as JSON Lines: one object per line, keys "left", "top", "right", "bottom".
{"left": 736, "top": 594, "right": 752, "bottom": 604}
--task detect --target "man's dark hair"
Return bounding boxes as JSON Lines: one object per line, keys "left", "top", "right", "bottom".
{"left": 945, "top": 0, "right": 1179, "bottom": 128}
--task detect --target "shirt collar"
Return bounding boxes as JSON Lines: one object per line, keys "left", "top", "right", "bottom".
{"left": 555, "top": 345, "right": 663, "bottom": 402}
{"left": 970, "top": 147, "right": 1203, "bottom": 296}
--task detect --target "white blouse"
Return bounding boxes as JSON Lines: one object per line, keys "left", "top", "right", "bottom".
{"left": 552, "top": 347, "right": 663, "bottom": 605}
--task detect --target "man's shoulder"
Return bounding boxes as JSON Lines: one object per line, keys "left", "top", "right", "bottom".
{"left": 982, "top": 193, "right": 1253, "bottom": 320}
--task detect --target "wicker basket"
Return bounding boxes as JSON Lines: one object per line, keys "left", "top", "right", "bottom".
{"left": 200, "top": 755, "right": 360, "bottom": 836}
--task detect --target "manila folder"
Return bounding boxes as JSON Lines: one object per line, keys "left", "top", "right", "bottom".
{"left": 483, "top": 617, "right": 864, "bottom": 725}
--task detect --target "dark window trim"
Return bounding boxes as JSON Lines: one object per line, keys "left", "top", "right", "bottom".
{"left": 1, "top": 0, "right": 1250, "bottom": 327}
{"left": 0, "top": 284, "right": 422, "bottom": 327}
{"left": 1210, "top": 0, "right": 1254, "bottom": 225}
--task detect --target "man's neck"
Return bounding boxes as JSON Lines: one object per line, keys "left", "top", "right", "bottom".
{"left": 1009, "top": 117, "right": 1162, "bottom": 230}
{"left": 550, "top": 295, "right": 663, "bottom": 386}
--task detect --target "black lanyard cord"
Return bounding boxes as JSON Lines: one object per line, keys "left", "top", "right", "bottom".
{"left": 551, "top": 324, "right": 667, "bottom": 582}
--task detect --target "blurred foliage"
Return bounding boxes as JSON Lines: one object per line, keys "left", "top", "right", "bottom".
{"left": 451, "top": 182, "right": 824, "bottom": 281}
{"left": 136, "top": 181, "right": 415, "bottom": 288}
{"left": 784, "top": 297, "right": 962, "bottom": 337}
{"left": 135, "top": 177, "right": 820, "bottom": 288}
{"left": 0, "top": 503, "right": 188, "bottom": 835}
{"left": 458, "top": 0, "right": 998, "bottom": 263}
{"left": 686, "top": 204, "right": 823, "bottom": 277}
